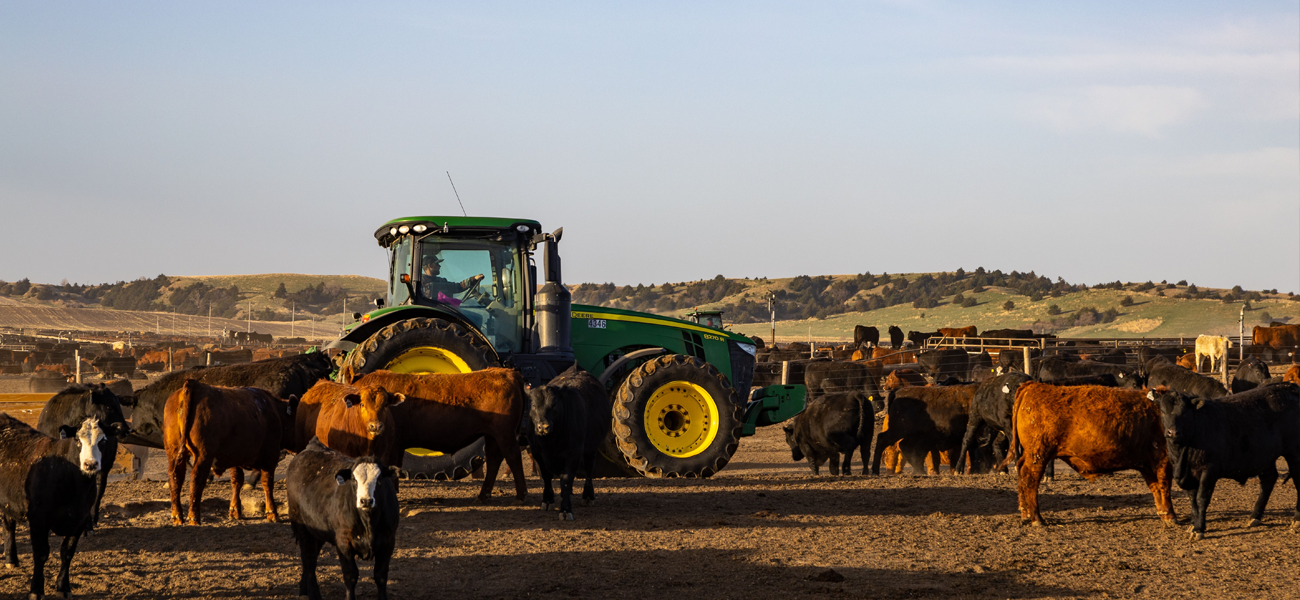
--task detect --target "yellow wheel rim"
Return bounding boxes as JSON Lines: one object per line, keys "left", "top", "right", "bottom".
{"left": 383, "top": 346, "right": 472, "bottom": 457}
{"left": 643, "top": 380, "right": 719, "bottom": 458}
{"left": 385, "top": 346, "right": 472, "bottom": 375}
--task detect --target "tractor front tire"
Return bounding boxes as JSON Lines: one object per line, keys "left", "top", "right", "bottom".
{"left": 612, "top": 354, "right": 742, "bottom": 478}
{"left": 341, "top": 317, "right": 498, "bottom": 480}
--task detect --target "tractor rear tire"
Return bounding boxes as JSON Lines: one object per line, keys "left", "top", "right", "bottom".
{"left": 342, "top": 317, "right": 498, "bottom": 481}
{"left": 612, "top": 354, "right": 742, "bottom": 478}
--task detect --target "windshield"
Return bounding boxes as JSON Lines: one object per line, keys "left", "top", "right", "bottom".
{"left": 388, "top": 237, "right": 413, "bottom": 307}
{"left": 416, "top": 238, "right": 524, "bottom": 353}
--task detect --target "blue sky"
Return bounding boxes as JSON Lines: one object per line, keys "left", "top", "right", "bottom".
{"left": 1, "top": 2, "right": 1296, "bottom": 291}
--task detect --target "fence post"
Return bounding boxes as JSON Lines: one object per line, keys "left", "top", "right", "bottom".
{"left": 74, "top": 349, "right": 81, "bottom": 384}
{"left": 206, "top": 352, "right": 211, "bottom": 366}
{"left": 1023, "top": 346, "right": 1032, "bottom": 377}
{"left": 1222, "top": 342, "right": 1230, "bottom": 389}
{"left": 781, "top": 361, "right": 790, "bottom": 385}
{"left": 168, "top": 347, "right": 174, "bottom": 373}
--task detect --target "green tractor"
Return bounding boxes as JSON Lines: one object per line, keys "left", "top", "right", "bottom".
{"left": 325, "top": 216, "right": 804, "bottom": 479}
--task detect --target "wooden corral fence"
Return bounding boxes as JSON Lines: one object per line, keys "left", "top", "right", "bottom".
{"left": 0, "top": 393, "right": 53, "bottom": 427}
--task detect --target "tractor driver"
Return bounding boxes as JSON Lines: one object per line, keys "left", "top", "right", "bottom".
{"left": 419, "top": 250, "right": 485, "bottom": 302}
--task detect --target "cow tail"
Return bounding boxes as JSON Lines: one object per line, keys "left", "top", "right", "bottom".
{"left": 177, "top": 380, "right": 200, "bottom": 459}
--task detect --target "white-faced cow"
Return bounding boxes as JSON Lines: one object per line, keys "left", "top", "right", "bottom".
{"left": 0, "top": 415, "right": 105, "bottom": 599}
{"left": 287, "top": 438, "right": 399, "bottom": 600}
{"left": 36, "top": 383, "right": 130, "bottom": 531}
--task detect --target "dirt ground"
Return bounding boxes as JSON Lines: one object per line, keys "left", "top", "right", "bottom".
{"left": 0, "top": 424, "right": 1294, "bottom": 600}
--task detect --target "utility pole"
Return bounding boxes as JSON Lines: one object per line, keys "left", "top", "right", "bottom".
{"left": 768, "top": 292, "right": 776, "bottom": 347}
{"left": 291, "top": 301, "right": 295, "bottom": 337}
{"left": 208, "top": 304, "right": 212, "bottom": 338}
{"left": 248, "top": 300, "right": 252, "bottom": 333}
{"left": 1239, "top": 304, "right": 1246, "bottom": 361}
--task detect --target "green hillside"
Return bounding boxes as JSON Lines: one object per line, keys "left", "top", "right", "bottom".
{"left": 167, "top": 273, "right": 387, "bottom": 319}
{"left": 573, "top": 272, "right": 1298, "bottom": 342}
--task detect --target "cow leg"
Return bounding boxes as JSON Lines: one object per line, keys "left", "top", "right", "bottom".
{"left": 956, "top": 419, "right": 983, "bottom": 475}
{"left": 294, "top": 524, "right": 323, "bottom": 600}
{"left": 27, "top": 522, "right": 49, "bottom": 599}
{"left": 499, "top": 437, "right": 529, "bottom": 503}
{"left": 54, "top": 533, "right": 81, "bottom": 597}
{"left": 580, "top": 448, "right": 598, "bottom": 506}
{"left": 1248, "top": 466, "right": 1278, "bottom": 527}
{"left": 337, "top": 548, "right": 360, "bottom": 600}
{"left": 871, "top": 428, "right": 901, "bottom": 475}
{"left": 539, "top": 462, "right": 555, "bottom": 512}
{"left": 828, "top": 452, "right": 841, "bottom": 476}
{"left": 1017, "top": 455, "right": 1047, "bottom": 525}
{"left": 558, "top": 456, "right": 578, "bottom": 520}
{"left": 1286, "top": 454, "right": 1300, "bottom": 529}
{"left": 1144, "top": 460, "right": 1177, "bottom": 525}
{"left": 168, "top": 449, "right": 189, "bottom": 526}
{"left": 2, "top": 516, "right": 18, "bottom": 568}
{"left": 228, "top": 467, "right": 245, "bottom": 521}
{"left": 374, "top": 537, "right": 395, "bottom": 600}
{"left": 188, "top": 457, "right": 215, "bottom": 525}
{"left": 261, "top": 468, "right": 278, "bottom": 523}
{"left": 1190, "top": 476, "right": 1218, "bottom": 540}
{"left": 829, "top": 432, "right": 856, "bottom": 476}
{"left": 477, "top": 441, "right": 504, "bottom": 504}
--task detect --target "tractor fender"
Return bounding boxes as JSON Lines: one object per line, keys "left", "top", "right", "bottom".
{"left": 597, "top": 347, "right": 669, "bottom": 386}
{"left": 334, "top": 305, "right": 500, "bottom": 364}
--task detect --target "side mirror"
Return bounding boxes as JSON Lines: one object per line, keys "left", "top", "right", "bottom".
{"left": 352, "top": 312, "right": 362, "bottom": 321}
{"left": 374, "top": 297, "right": 386, "bottom": 309}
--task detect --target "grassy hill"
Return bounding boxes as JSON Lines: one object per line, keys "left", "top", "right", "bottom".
{"left": 574, "top": 273, "right": 1298, "bottom": 342}
{"left": 166, "top": 273, "right": 387, "bottom": 318}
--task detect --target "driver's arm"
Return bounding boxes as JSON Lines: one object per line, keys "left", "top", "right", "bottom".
{"left": 458, "top": 274, "right": 485, "bottom": 290}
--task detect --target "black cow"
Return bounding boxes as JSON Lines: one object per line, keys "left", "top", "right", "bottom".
{"left": 872, "top": 384, "right": 978, "bottom": 475}
{"left": 957, "top": 372, "right": 1032, "bottom": 474}
{"left": 126, "top": 352, "right": 334, "bottom": 448}
{"left": 1147, "top": 363, "right": 1227, "bottom": 400}
{"left": 981, "top": 328, "right": 1035, "bottom": 339}
{"left": 917, "top": 349, "right": 969, "bottom": 381}
{"left": 803, "top": 360, "right": 880, "bottom": 400}
{"left": 888, "top": 326, "right": 904, "bottom": 348}
{"left": 1088, "top": 348, "right": 1128, "bottom": 366}
{"left": 907, "top": 330, "right": 939, "bottom": 347}
{"left": 36, "top": 384, "right": 130, "bottom": 529}
{"left": 1035, "top": 357, "right": 1142, "bottom": 389}
{"left": 1152, "top": 384, "right": 1300, "bottom": 540}
{"left": 1137, "top": 346, "right": 1187, "bottom": 371}
{"left": 783, "top": 391, "right": 872, "bottom": 476}
{"left": 1231, "top": 358, "right": 1272, "bottom": 394}
{"left": 90, "top": 355, "right": 136, "bottom": 378}
{"left": 853, "top": 325, "right": 879, "bottom": 347}
{"left": 525, "top": 365, "right": 611, "bottom": 520}
{"left": 998, "top": 348, "right": 1041, "bottom": 373}
{"left": 968, "top": 351, "right": 994, "bottom": 383}
{"left": 0, "top": 415, "right": 105, "bottom": 599}
{"left": 287, "top": 439, "right": 399, "bottom": 600}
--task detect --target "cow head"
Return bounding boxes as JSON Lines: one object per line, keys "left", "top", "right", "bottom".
{"left": 526, "top": 385, "right": 566, "bottom": 437}
{"left": 60, "top": 417, "right": 105, "bottom": 475}
{"left": 1149, "top": 387, "right": 1202, "bottom": 447}
{"left": 333, "top": 457, "right": 397, "bottom": 560}
{"left": 782, "top": 421, "right": 804, "bottom": 462}
{"left": 343, "top": 387, "right": 404, "bottom": 439}
{"left": 88, "top": 384, "right": 131, "bottom": 438}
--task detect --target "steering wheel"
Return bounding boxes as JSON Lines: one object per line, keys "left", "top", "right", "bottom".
{"left": 460, "top": 275, "right": 490, "bottom": 304}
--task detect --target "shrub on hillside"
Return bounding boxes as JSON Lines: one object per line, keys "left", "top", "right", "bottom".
{"left": 1047, "top": 304, "right": 1061, "bottom": 315}
{"left": 1002, "top": 300, "right": 1015, "bottom": 311}
{"left": 961, "top": 296, "right": 978, "bottom": 308}
{"left": 1102, "top": 307, "right": 1119, "bottom": 323}
{"left": 1119, "top": 295, "right": 1133, "bottom": 307}
{"left": 1260, "top": 312, "right": 1273, "bottom": 323}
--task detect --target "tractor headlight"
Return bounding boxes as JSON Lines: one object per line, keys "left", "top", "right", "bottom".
{"left": 413, "top": 224, "right": 427, "bottom": 233}
{"left": 398, "top": 225, "right": 410, "bottom": 234}
{"left": 736, "top": 343, "right": 756, "bottom": 356}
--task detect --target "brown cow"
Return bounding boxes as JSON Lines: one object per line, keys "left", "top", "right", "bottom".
{"left": 938, "top": 326, "right": 978, "bottom": 338}
{"left": 1176, "top": 353, "right": 1198, "bottom": 371}
{"left": 1285, "top": 365, "right": 1300, "bottom": 386}
{"left": 293, "top": 381, "right": 405, "bottom": 466}
{"left": 883, "top": 369, "right": 927, "bottom": 391}
{"left": 164, "top": 380, "right": 296, "bottom": 525}
{"left": 1254, "top": 324, "right": 1300, "bottom": 349}
{"left": 352, "top": 369, "right": 528, "bottom": 504}
{"left": 1010, "top": 383, "right": 1175, "bottom": 527}
{"left": 871, "top": 347, "right": 917, "bottom": 365}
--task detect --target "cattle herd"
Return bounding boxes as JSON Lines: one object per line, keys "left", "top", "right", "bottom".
{"left": 0, "top": 323, "right": 1297, "bottom": 598}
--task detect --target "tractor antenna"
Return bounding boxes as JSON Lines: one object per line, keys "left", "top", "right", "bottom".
{"left": 446, "top": 171, "right": 468, "bottom": 217}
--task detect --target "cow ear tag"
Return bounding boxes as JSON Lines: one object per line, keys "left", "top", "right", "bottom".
{"left": 59, "top": 425, "right": 75, "bottom": 440}
{"left": 1146, "top": 391, "right": 1155, "bottom": 401}
{"left": 344, "top": 395, "right": 359, "bottom": 408}
{"left": 336, "top": 468, "right": 353, "bottom": 485}
{"left": 1001, "top": 385, "right": 1010, "bottom": 394}
{"left": 1118, "top": 373, "right": 1125, "bottom": 379}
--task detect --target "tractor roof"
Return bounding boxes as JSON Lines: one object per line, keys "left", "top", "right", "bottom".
{"left": 374, "top": 216, "right": 543, "bottom": 247}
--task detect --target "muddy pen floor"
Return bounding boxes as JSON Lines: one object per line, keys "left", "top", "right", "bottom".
{"left": 0, "top": 425, "right": 1295, "bottom": 600}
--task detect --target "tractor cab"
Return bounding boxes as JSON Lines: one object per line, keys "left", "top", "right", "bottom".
{"left": 684, "top": 309, "right": 726, "bottom": 330}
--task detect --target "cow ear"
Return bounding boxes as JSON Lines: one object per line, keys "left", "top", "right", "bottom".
{"left": 59, "top": 425, "right": 76, "bottom": 440}
{"left": 344, "top": 394, "right": 359, "bottom": 408}
{"left": 386, "top": 465, "right": 401, "bottom": 479}
{"left": 1193, "top": 399, "right": 1206, "bottom": 410}
{"left": 335, "top": 468, "right": 353, "bottom": 485}
{"left": 390, "top": 393, "right": 405, "bottom": 406}
{"left": 286, "top": 395, "right": 298, "bottom": 416}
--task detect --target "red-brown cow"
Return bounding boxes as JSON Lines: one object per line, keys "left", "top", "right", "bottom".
{"left": 1009, "top": 383, "right": 1175, "bottom": 527}
{"left": 164, "top": 380, "right": 296, "bottom": 525}
{"left": 871, "top": 347, "right": 917, "bottom": 365}
{"left": 353, "top": 369, "right": 528, "bottom": 504}
{"left": 293, "top": 381, "right": 405, "bottom": 466}
{"left": 883, "top": 369, "right": 927, "bottom": 392}
{"left": 1254, "top": 324, "right": 1300, "bottom": 349}
{"left": 938, "top": 326, "right": 978, "bottom": 338}
{"left": 1286, "top": 365, "right": 1300, "bottom": 386}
